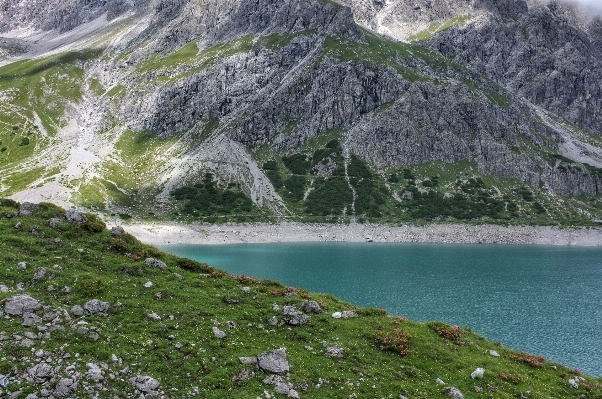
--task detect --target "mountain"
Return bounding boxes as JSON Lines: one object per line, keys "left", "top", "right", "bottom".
{"left": 0, "top": 0, "right": 601, "bottom": 225}
{"left": 0, "top": 199, "right": 600, "bottom": 398}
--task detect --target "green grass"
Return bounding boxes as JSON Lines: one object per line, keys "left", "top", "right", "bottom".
{"left": 0, "top": 200, "right": 600, "bottom": 398}
{"left": 408, "top": 14, "right": 472, "bottom": 42}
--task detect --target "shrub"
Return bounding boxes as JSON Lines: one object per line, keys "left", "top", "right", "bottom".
{"left": 0, "top": 198, "right": 19, "bottom": 209}
{"left": 428, "top": 321, "right": 463, "bottom": 345}
{"left": 177, "top": 258, "right": 213, "bottom": 273}
{"left": 509, "top": 352, "right": 545, "bottom": 368}
{"left": 500, "top": 372, "right": 522, "bottom": 384}
{"left": 373, "top": 328, "right": 412, "bottom": 356}
{"left": 282, "top": 154, "right": 311, "bottom": 175}
{"left": 18, "top": 137, "right": 29, "bottom": 146}
{"left": 82, "top": 214, "right": 107, "bottom": 232}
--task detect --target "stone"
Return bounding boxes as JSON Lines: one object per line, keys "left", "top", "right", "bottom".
{"left": 239, "top": 356, "right": 258, "bottom": 365}
{"left": 48, "top": 218, "right": 63, "bottom": 228}
{"left": 129, "top": 375, "right": 160, "bottom": 393}
{"left": 242, "top": 286, "right": 251, "bottom": 294}
{"left": 14, "top": 221, "right": 22, "bottom": 229}
{"left": 17, "top": 202, "right": 35, "bottom": 216}
{"left": 435, "top": 378, "right": 445, "bottom": 385}
{"left": 144, "top": 281, "right": 153, "bottom": 288}
{"left": 145, "top": 258, "right": 167, "bottom": 270}
{"left": 83, "top": 299, "right": 110, "bottom": 315}
{"left": 65, "top": 209, "right": 87, "bottom": 224}
{"left": 54, "top": 378, "right": 78, "bottom": 397}
{"left": 212, "top": 327, "right": 226, "bottom": 339}
{"left": 489, "top": 350, "right": 500, "bottom": 357}
{"left": 325, "top": 346, "right": 344, "bottom": 358}
{"left": 267, "top": 316, "right": 278, "bottom": 326}
{"left": 0, "top": 285, "right": 8, "bottom": 293}
{"left": 0, "top": 374, "right": 8, "bottom": 387}
{"left": 442, "top": 386, "right": 464, "bottom": 399}
{"left": 71, "top": 305, "right": 84, "bottom": 316}
{"left": 111, "top": 226, "right": 125, "bottom": 236}
{"left": 331, "top": 312, "right": 342, "bottom": 319}
{"left": 28, "top": 363, "right": 54, "bottom": 384}
{"left": 32, "top": 268, "right": 47, "bottom": 282}
{"left": 257, "top": 348, "right": 290, "bottom": 374}
{"left": 5, "top": 295, "right": 42, "bottom": 316}
{"left": 22, "top": 312, "right": 43, "bottom": 327}
{"left": 471, "top": 368, "right": 485, "bottom": 379}
{"left": 147, "top": 312, "right": 161, "bottom": 321}
{"left": 272, "top": 303, "right": 280, "bottom": 311}
{"left": 226, "top": 320, "right": 237, "bottom": 329}
{"left": 282, "top": 305, "right": 310, "bottom": 326}
{"left": 341, "top": 310, "right": 358, "bottom": 318}
{"left": 300, "top": 300, "right": 322, "bottom": 314}
{"left": 86, "top": 363, "right": 104, "bottom": 382}
{"left": 18, "top": 261, "right": 27, "bottom": 269}
{"left": 569, "top": 378, "right": 579, "bottom": 389}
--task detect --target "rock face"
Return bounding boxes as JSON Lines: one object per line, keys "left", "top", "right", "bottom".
{"left": 1, "top": 0, "right": 602, "bottom": 215}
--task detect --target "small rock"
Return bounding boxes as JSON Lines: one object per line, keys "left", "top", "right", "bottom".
{"left": 147, "top": 312, "right": 161, "bottom": 321}
{"left": 442, "top": 386, "right": 464, "bottom": 399}
{"left": 173, "top": 273, "right": 183, "bottom": 280}
{"left": 54, "top": 378, "right": 78, "bottom": 397}
{"left": 325, "top": 346, "right": 344, "bottom": 358}
{"left": 232, "top": 368, "right": 255, "bottom": 381}
{"left": 65, "top": 209, "right": 87, "bottom": 224}
{"left": 14, "top": 221, "right": 22, "bottom": 229}
{"left": 28, "top": 363, "right": 54, "bottom": 384}
{"left": 242, "top": 286, "right": 251, "bottom": 294}
{"left": 83, "top": 299, "right": 110, "bottom": 315}
{"left": 71, "top": 305, "right": 84, "bottom": 316}
{"left": 0, "top": 285, "right": 8, "bottom": 293}
{"left": 300, "top": 300, "right": 322, "bottom": 314}
{"left": 489, "top": 350, "right": 500, "bottom": 357}
{"left": 145, "top": 258, "right": 167, "bottom": 270}
{"left": 226, "top": 320, "right": 237, "bottom": 329}
{"left": 0, "top": 374, "right": 8, "bottom": 387}
{"left": 274, "top": 382, "right": 291, "bottom": 395}
{"left": 144, "top": 281, "right": 153, "bottom": 288}
{"left": 212, "top": 327, "right": 226, "bottom": 339}
{"left": 282, "top": 305, "right": 310, "bottom": 326}
{"left": 17, "top": 261, "right": 27, "bottom": 269}
{"left": 272, "top": 303, "right": 280, "bottom": 311}
{"left": 435, "top": 378, "right": 445, "bottom": 385}
{"left": 331, "top": 312, "right": 342, "bottom": 319}
{"left": 341, "top": 310, "right": 358, "bottom": 318}
{"left": 129, "top": 375, "right": 160, "bottom": 393}
{"left": 48, "top": 218, "right": 63, "bottom": 228}
{"left": 474, "top": 386, "right": 483, "bottom": 393}
{"left": 110, "top": 226, "right": 125, "bottom": 236}
{"left": 471, "top": 368, "right": 485, "bottom": 379}
{"left": 257, "top": 348, "right": 290, "bottom": 374}
{"left": 239, "top": 356, "right": 258, "bottom": 365}
{"left": 569, "top": 378, "right": 579, "bottom": 389}
{"left": 267, "top": 316, "right": 278, "bottom": 326}
{"left": 32, "top": 268, "right": 47, "bottom": 282}
{"left": 22, "top": 312, "right": 42, "bottom": 327}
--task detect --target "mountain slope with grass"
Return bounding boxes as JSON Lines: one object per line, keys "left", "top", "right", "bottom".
{"left": 0, "top": 199, "right": 601, "bottom": 398}
{"left": 0, "top": 0, "right": 601, "bottom": 226}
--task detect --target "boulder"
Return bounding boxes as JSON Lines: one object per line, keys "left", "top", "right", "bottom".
{"left": 257, "top": 348, "right": 290, "bottom": 374}
{"left": 300, "top": 300, "right": 322, "bottom": 314}
{"left": 83, "top": 299, "right": 110, "bottom": 315}
{"left": 325, "top": 346, "right": 344, "bottom": 358}
{"left": 282, "top": 305, "right": 310, "bottom": 326}
{"left": 145, "top": 258, "right": 167, "bottom": 270}
{"left": 17, "top": 202, "right": 35, "bottom": 217}
{"left": 129, "top": 375, "right": 160, "bottom": 393}
{"left": 71, "top": 305, "right": 84, "bottom": 316}
{"left": 569, "top": 378, "right": 579, "bottom": 389}
{"left": 442, "top": 386, "right": 464, "bottom": 399}
{"left": 111, "top": 226, "right": 125, "bottom": 236}
{"left": 65, "top": 209, "right": 87, "bottom": 224}
{"left": 28, "top": 363, "right": 54, "bottom": 384}
{"left": 471, "top": 368, "right": 485, "bottom": 379}
{"left": 489, "top": 350, "right": 500, "bottom": 357}
{"left": 22, "top": 312, "right": 42, "bottom": 327}
{"left": 213, "top": 327, "right": 226, "bottom": 339}
{"left": 54, "top": 378, "right": 78, "bottom": 397}
{"left": 5, "top": 295, "right": 42, "bottom": 316}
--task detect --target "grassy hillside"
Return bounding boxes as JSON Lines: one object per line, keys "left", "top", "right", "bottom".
{"left": 0, "top": 199, "right": 600, "bottom": 398}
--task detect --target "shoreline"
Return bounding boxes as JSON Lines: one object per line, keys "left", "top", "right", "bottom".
{"left": 123, "top": 221, "right": 602, "bottom": 247}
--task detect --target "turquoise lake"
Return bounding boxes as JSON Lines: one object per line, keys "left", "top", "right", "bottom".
{"left": 158, "top": 242, "right": 602, "bottom": 376}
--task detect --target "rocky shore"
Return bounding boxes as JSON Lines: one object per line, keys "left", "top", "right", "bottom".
{"left": 124, "top": 222, "right": 602, "bottom": 247}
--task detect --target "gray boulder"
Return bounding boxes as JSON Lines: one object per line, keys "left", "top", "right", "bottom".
{"left": 28, "top": 363, "right": 54, "bottom": 384}
{"left": 257, "top": 348, "right": 290, "bottom": 374}
{"left": 111, "top": 226, "right": 125, "bottom": 236}
{"left": 129, "top": 375, "right": 160, "bottom": 393}
{"left": 0, "top": 374, "right": 8, "bottom": 387}
{"left": 48, "top": 218, "right": 63, "bottom": 228}
{"left": 5, "top": 295, "right": 42, "bottom": 316}
{"left": 145, "top": 258, "right": 167, "bottom": 270}
{"left": 71, "top": 305, "right": 84, "bottom": 316}
{"left": 17, "top": 202, "right": 35, "bottom": 217}
{"left": 212, "top": 327, "right": 226, "bottom": 339}
{"left": 282, "top": 305, "right": 310, "bottom": 326}
{"left": 300, "top": 300, "right": 322, "bottom": 314}
{"left": 325, "top": 346, "right": 344, "bottom": 358}
{"left": 65, "top": 209, "right": 87, "bottom": 224}
{"left": 83, "top": 299, "right": 110, "bottom": 315}
{"left": 22, "top": 312, "right": 42, "bottom": 327}
{"left": 54, "top": 378, "right": 78, "bottom": 397}
{"left": 442, "top": 386, "right": 464, "bottom": 399}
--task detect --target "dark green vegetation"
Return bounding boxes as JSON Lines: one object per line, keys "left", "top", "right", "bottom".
{"left": 170, "top": 173, "right": 265, "bottom": 223}
{"left": 258, "top": 140, "right": 602, "bottom": 226}
{"left": 1, "top": 199, "right": 601, "bottom": 398}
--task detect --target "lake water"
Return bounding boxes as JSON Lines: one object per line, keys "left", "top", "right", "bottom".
{"left": 158, "top": 242, "right": 602, "bottom": 376}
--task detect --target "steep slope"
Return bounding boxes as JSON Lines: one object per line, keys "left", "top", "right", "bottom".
{"left": 0, "top": 199, "right": 601, "bottom": 398}
{"left": 0, "top": 0, "right": 601, "bottom": 225}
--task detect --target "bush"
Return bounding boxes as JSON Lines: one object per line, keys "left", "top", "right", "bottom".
{"left": 0, "top": 198, "right": 19, "bottom": 209}
{"left": 282, "top": 154, "right": 311, "bottom": 175}
{"left": 428, "top": 322, "right": 463, "bottom": 345}
{"left": 177, "top": 258, "right": 213, "bottom": 273}
{"left": 373, "top": 327, "right": 412, "bottom": 356}
{"left": 18, "top": 137, "right": 29, "bottom": 146}
{"left": 82, "top": 214, "right": 107, "bottom": 232}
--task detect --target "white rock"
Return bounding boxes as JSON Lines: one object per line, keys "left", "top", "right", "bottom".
{"left": 489, "top": 350, "right": 500, "bottom": 357}
{"left": 144, "top": 281, "right": 153, "bottom": 288}
{"left": 471, "top": 368, "right": 485, "bottom": 379}
{"left": 331, "top": 312, "right": 342, "bottom": 319}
